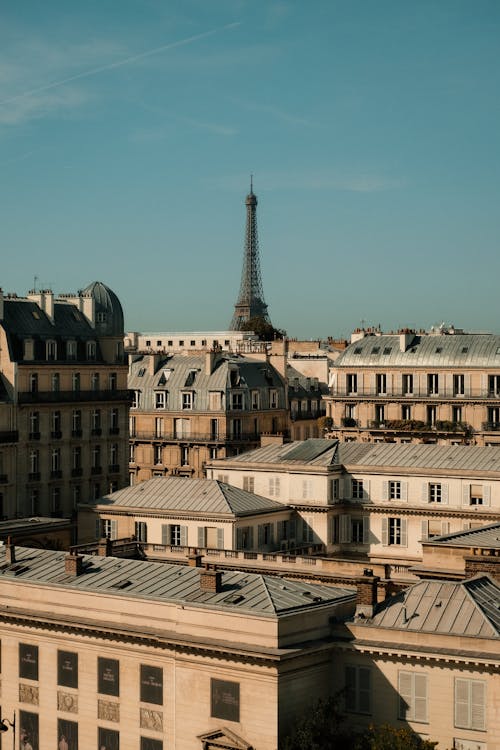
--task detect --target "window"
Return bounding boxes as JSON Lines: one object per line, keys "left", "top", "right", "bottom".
{"left": 30, "top": 488, "right": 40, "bottom": 515}
{"left": 46, "top": 340, "right": 57, "bottom": 360}
{"left": 231, "top": 392, "right": 243, "bottom": 410}
{"left": 155, "top": 417, "right": 163, "bottom": 438}
{"left": 154, "top": 445, "right": 162, "bottom": 464}
{"left": 110, "top": 408, "right": 119, "bottom": 431}
{"left": 67, "top": 340, "right": 77, "bottom": 360}
{"left": 251, "top": 390, "right": 260, "bottom": 409}
{"left": 329, "top": 478, "right": 339, "bottom": 503}
{"left": 209, "top": 391, "right": 222, "bottom": 410}
{"left": 174, "top": 418, "right": 190, "bottom": 438}
{"left": 422, "top": 519, "right": 449, "bottom": 540}
{"left": 29, "top": 411, "right": 40, "bottom": 438}
{"left": 19, "top": 643, "right": 39, "bottom": 680}
{"left": 91, "top": 409, "right": 101, "bottom": 433}
{"left": 347, "top": 373, "right": 358, "bottom": 394}
{"left": 211, "top": 678, "right": 240, "bottom": 722}
{"left": 351, "top": 518, "right": 364, "bottom": 543}
{"left": 464, "top": 484, "right": 490, "bottom": 507}
{"left": 72, "top": 372, "right": 80, "bottom": 392}
{"left": 51, "top": 410, "right": 61, "bottom": 437}
{"left": 92, "top": 445, "right": 101, "bottom": 470}
{"left": 402, "top": 373, "right": 413, "bottom": 395}
{"left": 51, "top": 372, "right": 60, "bottom": 392}
{"left": 209, "top": 447, "right": 218, "bottom": 460}
{"left": 302, "top": 479, "right": 314, "bottom": 499}
{"left": 109, "top": 372, "right": 117, "bottom": 390}
{"left": 454, "top": 374, "right": 465, "bottom": 396}
{"left": 181, "top": 446, "right": 189, "bottom": 466}
{"left": 135, "top": 521, "right": 147, "bottom": 542}
{"left": 352, "top": 479, "right": 364, "bottom": 499}
{"left": 455, "top": 678, "right": 486, "bottom": 731}
{"left": 91, "top": 372, "right": 100, "bottom": 391}
{"left": 270, "top": 389, "right": 278, "bottom": 408}
{"left": 339, "top": 515, "right": 369, "bottom": 544}
{"left": 86, "top": 341, "right": 97, "bottom": 360}
{"left": 182, "top": 392, "right": 193, "bottom": 410}
{"left": 132, "top": 390, "right": 141, "bottom": 409}
{"left": 97, "top": 311, "right": 107, "bottom": 324}
{"left": 345, "top": 665, "right": 371, "bottom": 714}
{"left": 58, "top": 651, "right": 78, "bottom": 689}
{"left": 155, "top": 391, "right": 166, "bottom": 409}
{"left": 51, "top": 447, "right": 61, "bottom": 473}
{"left": 140, "top": 665, "right": 163, "bottom": 705}
{"left": 427, "top": 405, "right": 436, "bottom": 426}
{"left": 269, "top": 477, "right": 280, "bottom": 497}
{"left": 399, "top": 672, "right": 428, "bottom": 722}
{"left": 72, "top": 409, "right": 82, "bottom": 435}
{"left": 243, "top": 476, "right": 255, "bottom": 492}
{"left": 29, "top": 373, "right": 38, "bottom": 393}
{"left": 376, "top": 373, "right": 386, "bottom": 395}
{"left": 29, "top": 449, "right": 39, "bottom": 475}
{"left": 389, "top": 481, "right": 401, "bottom": 500}
{"left": 452, "top": 405, "right": 462, "bottom": 423}
{"left": 102, "top": 519, "right": 117, "bottom": 539}
{"left": 428, "top": 483, "right": 447, "bottom": 503}
{"left": 382, "top": 517, "right": 407, "bottom": 546}
{"left": 164, "top": 524, "right": 187, "bottom": 546}
{"left": 72, "top": 447, "right": 82, "bottom": 471}
{"left": 179, "top": 340, "right": 184, "bottom": 346}
{"left": 145, "top": 340, "right": 151, "bottom": 347}
{"left": 230, "top": 418, "right": 241, "bottom": 438}
{"left": 98, "top": 657, "right": 119, "bottom": 697}
{"left": 374, "top": 404, "right": 385, "bottom": 423}
{"left": 401, "top": 404, "right": 411, "bottom": 420}
{"left": 427, "top": 373, "right": 439, "bottom": 395}
{"left": 110, "top": 443, "right": 118, "bottom": 466}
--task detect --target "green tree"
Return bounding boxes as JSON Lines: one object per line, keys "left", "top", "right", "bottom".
{"left": 355, "top": 724, "right": 438, "bottom": 750}
{"left": 240, "top": 316, "right": 286, "bottom": 341}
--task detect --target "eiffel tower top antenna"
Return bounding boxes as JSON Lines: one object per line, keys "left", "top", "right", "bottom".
{"left": 230, "top": 178, "right": 271, "bottom": 330}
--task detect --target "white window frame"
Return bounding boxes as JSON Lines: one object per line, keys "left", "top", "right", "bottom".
{"left": 454, "top": 678, "right": 486, "bottom": 731}
{"left": 155, "top": 391, "right": 166, "bottom": 409}
{"left": 398, "top": 671, "right": 428, "bottom": 723}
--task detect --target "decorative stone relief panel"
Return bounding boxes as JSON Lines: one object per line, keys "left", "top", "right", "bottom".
{"left": 140, "top": 707, "right": 163, "bottom": 732}
{"left": 98, "top": 699, "right": 120, "bottom": 722}
{"left": 57, "top": 691, "right": 78, "bottom": 713}
{"left": 19, "top": 683, "right": 39, "bottom": 705}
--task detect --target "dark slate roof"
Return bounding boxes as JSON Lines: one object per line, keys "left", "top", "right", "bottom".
{"left": 364, "top": 575, "right": 500, "bottom": 637}
{"left": 0, "top": 546, "right": 355, "bottom": 616}
{"left": 335, "top": 333, "right": 500, "bottom": 368}
{"left": 81, "top": 281, "right": 124, "bottom": 336}
{"left": 90, "top": 477, "right": 287, "bottom": 517}
{"left": 222, "top": 439, "right": 340, "bottom": 467}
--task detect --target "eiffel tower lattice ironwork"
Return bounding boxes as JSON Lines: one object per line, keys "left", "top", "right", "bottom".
{"left": 230, "top": 180, "right": 271, "bottom": 331}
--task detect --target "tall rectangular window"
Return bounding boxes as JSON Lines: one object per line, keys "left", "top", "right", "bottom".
{"left": 345, "top": 665, "right": 371, "bottom": 714}
{"left": 453, "top": 374, "right": 465, "bottom": 396}
{"left": 58, "top": 651, "right": 78, "bottom": 688}
{"left": 402, "top": 373, "right": 413, "bottom": 395}
{"left": 19, "top": 644, "right": 39, "bottom": 680}
{"left": 211, "top": 679, "right": 240, "bottom": 722}
{"left": 398, "top": 671, "right": 428, "bottom": 722}
{"left": 376, "top": 373, "right": 386, "bottom": 395}
{"left": 269, "top": 477, "right": 280, "bottom": 497}
{"left": 140, "top": 665, "right": 163, "bottom": 705}
{"left": 135, "top": 521, "right": 147, "bottom": 542}
{"left": 427, "top": 373, "right": 439, "bottom": 395}
{"left": 454, "top": 678, "right": 486, "bottom": 731}
{"left": 98, "top": 657, "right": 120, "bottom": 696}
{"left": 243, "top": 476, "right": 254, "bottom": 492}
{"left": 347, "top": 373, "right": 357, "bottom": 394}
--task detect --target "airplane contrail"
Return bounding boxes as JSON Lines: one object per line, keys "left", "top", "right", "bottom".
{"left": 0, "top": 22, "right": 241, "bottom": 107}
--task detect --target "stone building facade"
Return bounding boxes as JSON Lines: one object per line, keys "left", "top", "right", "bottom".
{"left": 0, "top": 282, "right": 129, "bottom": 518}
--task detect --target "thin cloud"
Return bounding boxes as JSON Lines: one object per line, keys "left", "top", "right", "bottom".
{"left": 208, "top": 170, "right": 406, "bottom": 193}
{"left": 0, "top": 22, "right": 241, "bottom": 122}
{"left": 231, "top": 96, "right": 313, "bottom": 127}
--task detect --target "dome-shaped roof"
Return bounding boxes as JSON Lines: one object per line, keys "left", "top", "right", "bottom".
{"left": 81, "top": 281, "right": 124, "bottom": 336}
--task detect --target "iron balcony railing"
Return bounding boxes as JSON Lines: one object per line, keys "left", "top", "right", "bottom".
{"left": 0, "top": 430, "right": 18, "bottom": 444}
{"left": 332, "top": 387, "right": 500, "bottom": 399}
{"left": 130, "top": 430, "right": 262, "bottom": 443}
{"left": 18, "top": 389, "right": 132, "bottom": 404}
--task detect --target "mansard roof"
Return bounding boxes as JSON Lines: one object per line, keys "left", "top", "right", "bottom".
{"left": 222, "top": 439, "right": 340, "bottom": 467}
{"left": 90, "top": 476, "right": 287, "bottom": 518}
{"left": 334, "top": 332, "right": 500, "bottom": 368}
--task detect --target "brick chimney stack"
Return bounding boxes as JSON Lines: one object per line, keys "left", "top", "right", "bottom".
{"left": 355, "top": 570, "right": 380, "bottom": 618}
{"left": 200, "top": 564, "right": 222, "bottom": 593}
{"left": 65, "top": 550, "right": 84, "bottom": 576}
{"left": 97, "top": 537, "right": 113, "bottom": 557}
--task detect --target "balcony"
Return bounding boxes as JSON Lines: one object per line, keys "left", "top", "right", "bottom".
{"left": 29, "top": 432, "right": 41, "bottom": 441}
{"left": 109, "top": 427, "right": 120, "bottom": 435}
{"left": 341, "top": 417, "right": 358, "bottom": 428}
{"left": 482, "top": 422, "right": 500, "bottom": 431}
{"left": 108, "top": 464, "right": 120, "bottom": 473}
{"left": 71, "top": 429, "right": 83, "bottom": 438}
{"left": 332, "top": 387, "right": 500, "bottom": 400}
{"left": 291, "top": 410, "right": 323, "bottom": 422}
{"left": 18, "top": 389, "right": 132, "bottom": 405}
{"left": 71, "top": 468, "right": 83, "bottom": 477}
{"left": 0, "top": 430, "right": 18, "bottom": 444}
{"left": 51, "top": 430, "right": 62, "bottom": 439}
{"left": 130, "top": 431, "right": 262, "bottom": 444}
{"left": 91, "top": 428, "right": 102, "bottom": 436}
{"left": 50, "top": 470, "right": 63, "bottom": 479}
{"left": 28, "top": 472, "right": 41, "bottom": 481}
{"left": 366, "top": 419, "right": 471, "bottom": 434}
{"left": 91, "top": 466, "right": 102, "bottom": 475}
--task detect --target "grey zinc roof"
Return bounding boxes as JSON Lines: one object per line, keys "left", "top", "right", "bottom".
{"left": 93, "top": 477, "right": 286, "bottom": 517}
{"left": 0, "top": 546, "right": 355, "bottom": 616}
{"left": 365, "top": 576, "right": 500, "bottom": 637}
{"left": 128, "top": 353, "right": 283, "bottom": 411}
{"left": 338, "top": 442, "right": 500, "bottom": 473}
{"left": 222, "top": 439, "right": 340, "bottom": 467}
{"left": 335, "top": 333, "right": 500, "bottom": 368}
{"left": 424, "top": 522, "right": 500, "bottom": 549}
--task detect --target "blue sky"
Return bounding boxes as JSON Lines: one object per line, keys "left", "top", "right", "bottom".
{"left": 1, "top": 1, "right": 499, "bottom": 339}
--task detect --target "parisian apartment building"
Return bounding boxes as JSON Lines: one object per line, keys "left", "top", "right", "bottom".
{"left": 0, "top": 282, "right": 130, "bottom": 519}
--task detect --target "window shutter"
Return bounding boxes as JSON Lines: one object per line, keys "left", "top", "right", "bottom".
{"left": 441, "top": 484, "right": 449, "bottom": 504}
{"left": 340, "top": 514, "right": 351, "bottom": 543}
{"left": 236, "top": 527, "right": 243, "bottom": 549}
{"left": 111, "top": 520, "right": 117, "bottom": 540}
{"left": 197, "top": 526, "right": 205, "bottom": 547}
{"left": 401, "top": 482, "right": 408, "bottom": 501}
{"left": 358, "top": 667, "right": 371, "bottom": 714}
{"left": 414, "top": 674, "right": 428, "bottom": 722}
{"left": 381, "top": 517, "right": 388, "bottom": 546}
{"left": 180, "top": 525, "right": 188, "bottom": 546}
{"left": 480, "top": 373, "right": 488, "bottom": 395}
{"left": 421, "top": 520, "right": 429, "bottom": 542}
{"left": 258, "top": 525, "right": 264, "bottom": 546}
{"left": 217, "top": 527, "right": 224, "bottom": 549}
{"left": 382, "top": 481, "right": 389, "bottom": 501}
{"left": 455, "top": 679, "right": 470, "bottom": 729}
{"left": 421, "top": 483, "right": 429, "bottom": 502}
{"left": 462, "top": 485, "right": 470, "bottom": 506}
{"left": 398, "top": 671, "right": 412, "bottom": 720}
{"left": 277, "top": 521, "right": 284, "bottom": 541}
{"left": 248, "top": 527, "right": 254, "bottom": 549}
{"left": 441, "top": 521, "right": 450, "bottom": 535}
{"left": 289, "top": 518, "right": 296, "bottom": 540}
{"left": 338, "top": 477, "right": 344, "bottom": 500}
{"left": 363, "top": 479, "right": 370, "bottom": 500}
{"left": 463, "top": 521, "right": 471, "bottom": 531}
{"left": 471, "top": 680, "right": 486, "bottom": 730}
{"left": 162, "top": 524, "right": 169, "bottom": 545}
{"left": 401, "top": 518, "right": 408, "bottom": 547}
{"left": 483, "top": 486, "right": 491, "bottom": 506}
{"left": 362, "top": 516, "right": 370, "bottom": 544}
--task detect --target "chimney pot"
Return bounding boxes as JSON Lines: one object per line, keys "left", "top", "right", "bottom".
{"left": 65, "top": 551, "right": 84, "bottom": 576}
{"left": 200, "top": 564, "right": 222, "bottom": 593}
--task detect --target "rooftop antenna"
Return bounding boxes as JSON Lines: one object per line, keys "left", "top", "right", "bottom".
{"left": 250, "top": 173, "right": 253, "bottom": 193}
{"left": 33, "top": 276, "right": 38, "bottom": 292}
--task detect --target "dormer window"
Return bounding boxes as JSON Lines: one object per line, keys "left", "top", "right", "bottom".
{"left": 46, "top": 340, "right": 57, "bottom": 361}
{"left": 87, "top": 341, "right": 97, "bottom": 361}
{"left": 67, "top": 340, "right": 77, "bottom": 360}
{"left": 182, "top": 392, "right": 193, "bottom": 410}
{"left": 185, "top": 369, "right": 198, "bottom": 387}
{"left": 155, "top": 391, "right": 166, "bottom": 409}
{"left": 24, "top": 339, "right": 34, "bottom": 360}
{"left": 132, "top": 390, "right": 141, "bottom": 409}
{"left": 96, "top": 312, "right": 107, "bottom": 324}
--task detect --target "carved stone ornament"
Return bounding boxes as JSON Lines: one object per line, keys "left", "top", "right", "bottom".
{"left": 98, "top": 699, "right": 120, "bottom": 722}
{"left": 140, "top": 707, "right": 163, "bottom": 731}
{"left": 57, "top": 691, "right": 78, "bottom": 713}
{"left": 19, "top": 683, "right": 39, "bottom": 705}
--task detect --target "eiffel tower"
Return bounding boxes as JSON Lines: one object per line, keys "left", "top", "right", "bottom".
{"left": 230, "top": 179, "right": 271, "bottom": 330}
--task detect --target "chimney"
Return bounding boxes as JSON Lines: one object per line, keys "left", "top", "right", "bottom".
{"left": 200, "top": 564, "right": 222, "bottom": 593}
{"left": 97, "top": 537, "right": 113, "bottom": 557}
{"left": 188, "top": 553, "right": 203, "bottom": 567}
{"left": 5, "top": 536, "right": 15, "bottom": 565}
{"left": 205, "top": 349, "right": 219, "bottom": 375}
{"left": 355, "top": 571, "right": 380, "bottom": 618}
{"left": 65, "top": 551, "right": 84, "bottom": 576}
{"left": 399, "top": 330, "right": 415, "bottom": 352}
